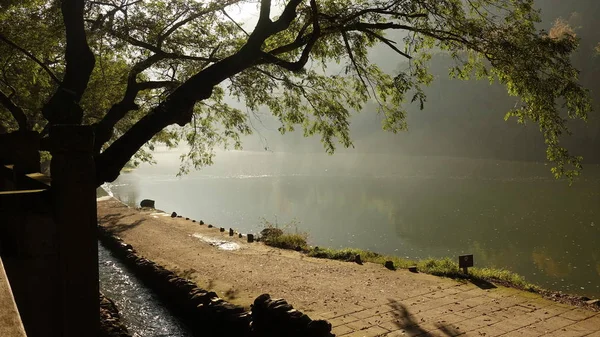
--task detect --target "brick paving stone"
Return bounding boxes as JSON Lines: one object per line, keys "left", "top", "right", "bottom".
{"left": 500, "top": 326, "right": 544, "bottom": 336}
{"left": 363, "top": 312, "right": 399, "bottom": 326}
{"left": 569, "top": 314, "right": 600, "bottom": 331}
{"left": 434, "top": 301, "right": 473, "bottom": 315}
{"left": 451, "top": 314, "right": 500, "bottom": 332}
{"left": 344, "top": 326, "right": 389, "bottom": 337}
{"left": 517, "top": 299, "right": 554, "bottom": 311}
{"left": 559, "top": 309, "right": 598, "bottom": 321}
{"left": 461, "top": 295, "right": 496, "bottom": 308}
{"left": 423, "top": 328, "right": 462, "bottom": 337}
{"left": 525, "top": 315, "right": 576, "bottom": 335}
{"left": 327, "top": 305, "right": 368, "bottom": 319}
{"left": 423, "top": 287, "right": 463, "bottom": 299}
{"left": 315, "top": 311, "right": 340, "bottom": 319}
{"left": 333, "top": 324, "right": 355, "bottom": 336}
{"left": 352, "top": 307, "right": 394, "bottom": 320}
{"left": 455, "top": 304, "right": 501, "bottom": 318}
{"left": 494, "top": 313, "right": 542, "bottom": 331}
{"left": 411, "top": 297, "right": 460, "bottom": 314}
{"left": 485, "top": 321, "right": 516, "bottom": 335}
{"left": 346, "top": 319, "right": 375, "bottom": 331}
{"left": 378, "top": 319, "right": 404, "bottom": 331}
{"left": 330, "top": 314, "right": 361, "bottom": 326}
{"left": 543, "top": 327, "right": 589, "bottom": 337}
{"left": 485, "top": 289, "right": 518, "bottom": 299}
{"left": 432, "top": 313, "right": 469, "bottom": 325}
{"left": 382, "top": 331, "right": 406, "bottom": 337}
{"left": 527, "top": 305, "right": 572, "bottom": 319}
{"left": 455, "top": 288, "right": 486, "bottom": 300}
{"left": 490, "top": 295, "right": 529, "bottom": 308}
{"left": 472, "top": 324, "right": 510, "bottom": 337}
{"left": 486, "top": 305, "right": 532, "bottom": 321}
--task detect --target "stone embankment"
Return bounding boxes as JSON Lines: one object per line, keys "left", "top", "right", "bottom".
{"left": 98, "top": 225, "right": 333, "bottom": 337}
{"left": 100, "top": 293, "right": 130, "bottom": 337}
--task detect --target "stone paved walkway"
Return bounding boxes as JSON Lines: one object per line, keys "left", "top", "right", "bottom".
{"left": 98, "top": 197, "right": 600, "bottom": 337}
{"left": 315, "top": 284, "right": 600, "bottom": 336}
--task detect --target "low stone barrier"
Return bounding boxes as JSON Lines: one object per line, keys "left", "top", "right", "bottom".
{"left": 97, "top": 226, "right": 333, "bottom": 337}
{"left": 100, "top": 293, "right": 130, "bottom": 337}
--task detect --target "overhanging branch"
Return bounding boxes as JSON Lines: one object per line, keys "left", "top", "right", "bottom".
{"left": 259, "top": 0, "right": 320, "bottom": 72}
{"left": 0, "top": 89, "right": 28, "bottom": 130}
{"left": 0, "top": 33, "right": 61, "bottom": 84}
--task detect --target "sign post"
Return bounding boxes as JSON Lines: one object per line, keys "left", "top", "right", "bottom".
{"left": 459, "top": 254, "right": 474, "bottom": 274}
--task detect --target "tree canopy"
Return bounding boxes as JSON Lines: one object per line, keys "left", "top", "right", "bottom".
{"left": 0, "top": 0, "right": 592, "bottom": 185}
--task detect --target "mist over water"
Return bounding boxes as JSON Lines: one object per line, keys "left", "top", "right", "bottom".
{"left": 103, "top": 150, "right": 600, "bottom": 298}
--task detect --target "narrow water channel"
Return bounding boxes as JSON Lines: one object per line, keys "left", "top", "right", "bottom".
{"left": 98, "top": 242, "right": 193, "bottom": 337}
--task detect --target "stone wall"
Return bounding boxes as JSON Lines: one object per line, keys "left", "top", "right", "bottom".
{"left": 98, "top": 226, "right": 334, "bottom": 337}
{"left": 100, "top": 293, "right": 131, "bottom": 337}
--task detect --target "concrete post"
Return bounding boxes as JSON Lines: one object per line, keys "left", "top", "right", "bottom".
{"left": 50, "top": 125, "right": 99, "bottom": 337}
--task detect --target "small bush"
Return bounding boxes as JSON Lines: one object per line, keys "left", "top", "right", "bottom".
{"left": 265, "top": 233, "right": 309, "bottom": 250}
{"left": 259, "top": 218, "right": 308, "bottom": 250}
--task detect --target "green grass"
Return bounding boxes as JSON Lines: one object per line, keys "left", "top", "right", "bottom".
{"left": 259, "top": 218, "right": 309, "bottom": 250}
{"left": 306, "top": 247, "right": 539, "bottom": 292}
{"left": 258, "top": 219, "right": 540, "bottom": 293}
{"left": 264, "top": 233, "right": 310, "bottom": 250}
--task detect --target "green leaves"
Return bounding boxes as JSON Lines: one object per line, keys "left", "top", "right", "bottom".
{"left": 0, "top": 0, "right": 592, "bottom": 181}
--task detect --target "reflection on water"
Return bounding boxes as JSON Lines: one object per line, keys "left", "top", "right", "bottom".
{"left": 98, "top": 243, "right": 192, "bottom": 337}
{"left": 104, "top": 152, "right": 600, "bottom": 298}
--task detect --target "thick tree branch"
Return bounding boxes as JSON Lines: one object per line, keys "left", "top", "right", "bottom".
{"left": 94, "top": 53, "right": 179, "bottom": 152}
{"left": 259, "top": 0, "right": 320, "bottom": 72}
{"left": 0, "top": 89, "right": 28, "bottom": 130}
{"left": 247, "top": 0, "right": 303, "bottom": 48}
{"left": 258, "top": 0, "right": 272, "bottom": 24}
{"left": 95, "top": 0, "right": 312, "bottom": 185}
{"left": 0, "top": 33, "right": 61, "bottom": 84}
{"left": 137, "top": 80, "right": 179, "bottom": 91}
{"left": 60, "top": 0, "right": 95, "bottom": 101}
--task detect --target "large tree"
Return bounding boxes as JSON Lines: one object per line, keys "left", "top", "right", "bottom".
{"left": 0, "top": 0, "right": 592, "bottom": 185}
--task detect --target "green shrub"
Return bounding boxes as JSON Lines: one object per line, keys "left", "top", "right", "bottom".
{"left": 259, "top": 218, "right": 308, "bottom": 250}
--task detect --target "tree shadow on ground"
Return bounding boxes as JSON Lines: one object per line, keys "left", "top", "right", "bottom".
{"left": 107, "top": 219, "right": 145, "bottom": 234}
{"left": 98, "top": 213, "right": 129, "bottom": 224}
{"left": 387, "top": 299, "right": 462, "bottom": 337}
{"left": 98, "top": 213, "right": 145, "bottom": 234}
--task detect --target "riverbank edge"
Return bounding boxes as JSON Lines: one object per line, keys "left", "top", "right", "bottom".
{"left": 97, "top": 225, "right": 335, "bottom": 337}
{"left": 127, "top": 196, "right": 599, "bottom": 312}
{"left": 100, "top": 293, "right": 131, "bottom": 337}
{"left": 263, "top": 233, "right": 600, "bottom": 312}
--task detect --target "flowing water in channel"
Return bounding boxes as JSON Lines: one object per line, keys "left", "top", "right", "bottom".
{"left": 98, "top": 242, "right": 193, "bottom": 337}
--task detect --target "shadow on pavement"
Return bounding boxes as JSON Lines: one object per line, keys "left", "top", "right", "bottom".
{"left": 387, "top": 299, "right": 461, "bottom": 337}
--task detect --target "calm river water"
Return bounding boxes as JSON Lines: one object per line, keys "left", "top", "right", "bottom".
{"left": 103, "top": 151, "right": 600, "bottom": 298}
